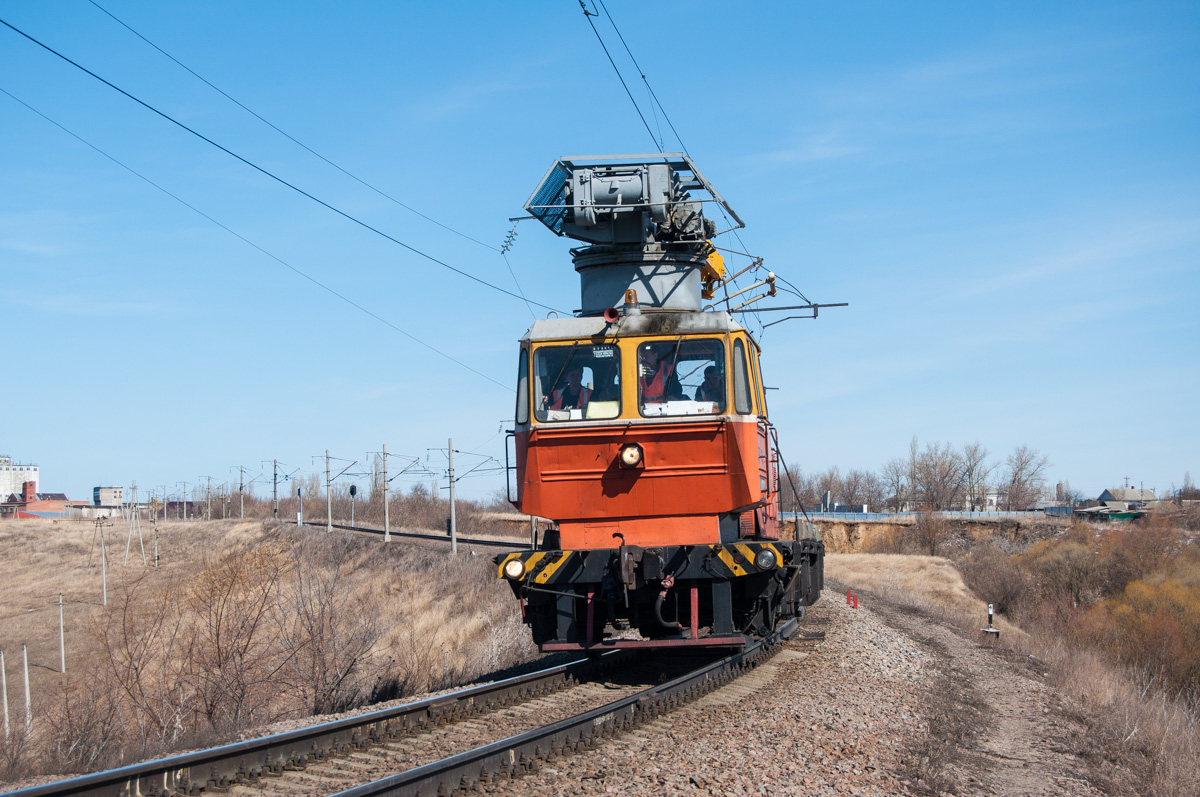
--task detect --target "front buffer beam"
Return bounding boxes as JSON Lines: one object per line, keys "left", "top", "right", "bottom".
{"left": 497, "top": 539, "right": 824, "bottom": 650}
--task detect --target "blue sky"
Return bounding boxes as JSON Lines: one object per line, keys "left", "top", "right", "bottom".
{"left": 1, "top": 1, "right": 1197, "bottom": 503}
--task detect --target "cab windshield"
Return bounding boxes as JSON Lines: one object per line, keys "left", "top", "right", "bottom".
{"left": 533, "top": 343, "right": 621, "bottom": 422}
{"left": 638, "top": 338, "right": 726, "bottom": 417}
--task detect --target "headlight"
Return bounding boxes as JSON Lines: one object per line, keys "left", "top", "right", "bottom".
{"left": 754, "top": 548, "right": 779, "bottom": 570}
{"left": 619, "top": 443, "right": 644, "bottom": 468}
{"left": 503, "top": 558, "right": 527, "bottom": 579}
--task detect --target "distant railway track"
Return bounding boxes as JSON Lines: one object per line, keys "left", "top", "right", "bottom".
{"left": 289, "top": 519, "right": 524, "bottom": 549}
{"left": 10, "top": 618, "right": 820, "bottom": 797}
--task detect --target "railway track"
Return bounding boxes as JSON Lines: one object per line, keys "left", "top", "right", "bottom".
{"left": 8, "top": 617, "right": 822, "bottom": 797}
{"left": 288, "top": 520, "right": 522, "bottom": 550}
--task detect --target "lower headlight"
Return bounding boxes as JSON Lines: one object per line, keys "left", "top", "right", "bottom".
{"left": 503, "top": 558, "right": 527, "bottom": 579}
{"left": 754, "top": 548, "right": 779, "bottom": 569}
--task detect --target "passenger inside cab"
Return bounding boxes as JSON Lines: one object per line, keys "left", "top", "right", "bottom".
{"left": 549, "top": 366, "right": 590, "bottom": 410}
{"left": 695, "top": 365, "right": 724, "bottom": 403}
{"left": 638, "top": 342, "right": 685, "bottom": 403}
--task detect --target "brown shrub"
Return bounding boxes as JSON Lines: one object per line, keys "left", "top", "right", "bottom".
{"left": 913, "top": 511, "right": 950, "bottom": 556}
{"left": 0, "top": 521, "right": 538, "bottom": 786}
{"left": 957, "top": 543, "right": 1030, "bottom": 615}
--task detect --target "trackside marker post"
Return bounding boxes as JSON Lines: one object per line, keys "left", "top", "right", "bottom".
{"left": 853, "top": 594, "right": 858, "bottom": 610}
{"left": 982, "top": 602, "right": 1000, "bottom": 638}
{"left": 846, "top": 588, "right": 851, "bottom": 605}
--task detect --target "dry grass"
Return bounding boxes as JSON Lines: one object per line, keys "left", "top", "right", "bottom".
{"left": 825, "top": 553, "right": 1024, "bottom": 639}
{"left": 0, "top": 518, "right": 536, "bottom": 784}
{"left": 830, "top": 551, "right": 1200, "bottom": 796}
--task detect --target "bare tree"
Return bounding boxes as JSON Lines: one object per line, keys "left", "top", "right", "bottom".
{"left": 186, "top": 545, "right": 293, "bottom": 733}
{"left": 279, "top": 542, "right": 384, "bottom": 715}
{"left": 914, "top": 511, "right": 951, "bottom": 555}
{"left": 816, "top": 466, "right": 842, "bottom": 510}
{"left": 960, "top": 441, "right": 994, "bottom": 511}
{"left": 1003, "top": 445, "right": 1050, "bottom": 510}
{"left": 1178, "top": 472, "right": 1200, "bottom": 500}
{"left": 881, "top": 457, "right": 909, "bottom": 510}
{"left": 912, "top": 441, "right": 964, "bottom": 510}
{"left": 840, "top": 469, "right": 867, "bottom": 508}
{"left": 862, "top": 470, "right": 886, "bottom": 512}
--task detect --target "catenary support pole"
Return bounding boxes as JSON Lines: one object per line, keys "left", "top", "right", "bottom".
{"left": 326, "top": 449, "right": 332, "bottom": 533}
{"left": 273, "top": 459, "right": 279, "bottom": 519}
{"left": 58, "top": 594, "right": 65, "bottom": 673}
{"left": 448, "top": 438, "right": 457, "bottom": 555}
{"left": 382, "top": 443, "right": 390, "bottom": 542}
{"left": 239, "top": 465, "right": 245, "bottom": 520}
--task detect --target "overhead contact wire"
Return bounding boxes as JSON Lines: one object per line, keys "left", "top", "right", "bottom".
{"left": 596, "top": 0, "right": 687, "bottom": 156}
{"left": 85, "top": 0, "right": 500, "bottom": 254}
{"left": 577, "top": 1, "right": 661, "bottom": 152}
{"left": 0, "top": 85, "right": 509, "bottom": 391}
{"left": 0, "top": 17, "right": 561, "bottom": 314}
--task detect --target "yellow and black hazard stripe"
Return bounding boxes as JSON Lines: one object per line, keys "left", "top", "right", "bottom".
{"left": 711, "top": 542, "right": 784, "bottom": 577}
{"left": 497, "top": 550, "right": 575, "bottom": 585}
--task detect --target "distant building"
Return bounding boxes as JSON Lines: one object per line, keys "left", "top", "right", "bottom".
{"left": 0, "top": 455, "right": 39, "bottom": 497}
{"left": 1098, "top": 488, "right": 1157, "bottom": 511}
{"left": 1, "top": 480, "right": 76, "bottom": 519}
{"left": 93, "top": 486, "right": 124, "bottom": 507}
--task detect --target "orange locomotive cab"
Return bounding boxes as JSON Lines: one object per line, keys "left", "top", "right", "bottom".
{"left": 497, "top": 155, "right": 823, "bottom": 650}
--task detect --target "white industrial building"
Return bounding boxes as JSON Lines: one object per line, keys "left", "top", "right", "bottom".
{"left": 0, "top": 455, "right": 39, "bottom": 498}
{"left": 93, "top": 486, "right": 124, "bottom": 507}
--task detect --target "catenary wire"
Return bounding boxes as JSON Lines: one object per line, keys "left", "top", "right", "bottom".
{"left": 579, "top": 3, "right": 769, "bottom": 336}
{"left": 0, "top": 17, "right": 562, "bottom": 314}
{"left": 85, "top": 0, "right": 502, "bottom": 254}
{"left": 576, "top": 1, "right": 661, "bottom": 152}
{"left": 0, "top": 85, "right": 510, "bottom": 391}
{"left": 596, "top": 0, "right": 688, "bottom": 156}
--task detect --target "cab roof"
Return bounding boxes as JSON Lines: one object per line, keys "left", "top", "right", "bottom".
{"left": 520, "top": 311, "right": 746, "bottom": 343}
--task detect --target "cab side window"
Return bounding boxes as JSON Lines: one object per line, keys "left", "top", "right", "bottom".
{"left": 732, "top": 339, "right": 753, "bottom": 415}
{"left": 515, "top": 348, "right": 530, "bottom": 424}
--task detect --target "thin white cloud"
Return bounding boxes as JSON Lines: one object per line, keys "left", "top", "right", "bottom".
{"left": 6, "top": 291, "right": 177, "bottom": 318}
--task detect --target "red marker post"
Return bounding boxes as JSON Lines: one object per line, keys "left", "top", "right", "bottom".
{"left": 846, "top": 587, "right": 852, "bottom": 605}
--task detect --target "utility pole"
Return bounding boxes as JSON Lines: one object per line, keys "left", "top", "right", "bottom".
{"left": 58, "top": 594, "right": 65, "bottom": 674}
{"left": 448, "top": 437, "right": 457, "bottom": 555}
{"left": 124, "top": 482, "right": 146, "bottom": 566}
{"left": 239, "top": 465, "right": 245, "bottom": 520}
{"left": 206, "top": 476, "right": 212, "bottom": 521}
{"left": 100, "top": 524, "right": 108, "bottom": 606}
{"left": 326, "top": 449, "right": 332, "bottom": 533}
{"left": 297, "top": 487, "right": 303, "bottom": 526}
{"left": 179, "top": 480, "right": 187, "bottom": 520}
{"left": 272, "top": 459, "right": 279, "bottom": 518}
{"left": 382, "top": 443, "right": 390, "bottom": 542}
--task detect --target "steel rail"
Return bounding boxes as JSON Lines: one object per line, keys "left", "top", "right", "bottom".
{"left": 3, "top": 653, "right": 626, "bottom": 797}
{"left": 330, "top": 617, "right": 801, "bottom": 797}
{"left": 289, "top": 519, "right": 523, "bottom": 549}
